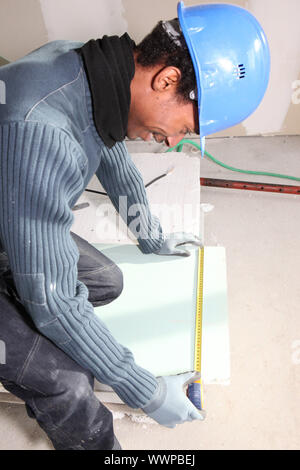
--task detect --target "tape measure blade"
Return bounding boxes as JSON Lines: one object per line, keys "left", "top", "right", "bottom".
{"left": 194, "top": 247, "right": 204, "bottom": 373}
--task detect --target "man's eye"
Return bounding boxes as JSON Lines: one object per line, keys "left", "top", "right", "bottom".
{"left": 152, "top": 133, "right": 165, "bottom": 142}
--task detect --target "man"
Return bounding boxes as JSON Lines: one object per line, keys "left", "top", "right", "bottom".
{"left": 0, "top": 18, "right": 204, "bottom": 452}
{"left": 0, "top": 2, "right": 270, "bottom": 450}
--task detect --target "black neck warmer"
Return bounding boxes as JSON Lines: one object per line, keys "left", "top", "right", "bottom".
{"left": 76, "top": 33, "right": 135, "bottom": 148}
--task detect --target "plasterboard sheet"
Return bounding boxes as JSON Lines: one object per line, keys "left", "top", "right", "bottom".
{"left": 93, "top": 244, "right": 230, "bottom": 391}
{"left": 94, "top": 244, "right": 198, "bottom": 377}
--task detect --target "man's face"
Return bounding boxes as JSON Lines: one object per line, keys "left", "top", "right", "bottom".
{"left": 127, "top": 94, "right": 197, "bottom": 147}
{"left": 127, "top": 62, "right": 198, "bottom": 147}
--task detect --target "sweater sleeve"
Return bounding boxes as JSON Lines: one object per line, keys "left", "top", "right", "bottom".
{"left": 96, "top": 141, "right": 165, "bottom": 254}
{"left": 0, "top": 121, "right": 159, "bottom": 408}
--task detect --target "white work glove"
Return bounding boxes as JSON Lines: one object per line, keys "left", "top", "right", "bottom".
{"left": 142, "top": 372, "right": 206, "bottom": 428}
{"left": 154, "top": 232, "right": 203, "bottom": 257}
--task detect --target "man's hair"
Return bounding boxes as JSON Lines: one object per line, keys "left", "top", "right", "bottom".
{"left": 135, "top": 19, "right": 197, "bottom": 103}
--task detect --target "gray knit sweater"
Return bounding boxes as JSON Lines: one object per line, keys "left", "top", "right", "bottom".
{"left": 0, "top": 41, "right": 164, "bottom": 408}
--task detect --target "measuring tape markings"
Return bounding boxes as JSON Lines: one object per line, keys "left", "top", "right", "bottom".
{"left": 187, "top": 247, "right": 204, "bottom": 410}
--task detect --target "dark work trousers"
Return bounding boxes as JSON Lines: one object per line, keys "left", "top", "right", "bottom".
{"left": 0, "top": 232, "right": 123, "bottom": 450}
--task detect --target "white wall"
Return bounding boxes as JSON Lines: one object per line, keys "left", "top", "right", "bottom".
{"left": 244, "top": 0, "right": 300, "bottom": 136}
{"left": 0, "top": 0, "right": 299, "bottom": 136}
{"left": 39, "top": 0, "right": 128, "bottom": 41}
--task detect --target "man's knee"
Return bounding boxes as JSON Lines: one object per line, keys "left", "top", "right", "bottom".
{"left": 60, "top": 371, "right": 96, "bottom": 407}
{"left": 26, "top": 370, "right": 115, "bottom": 449}
{"left": 88, "top": 264, "right": 123, "bottom": 307}
{"left": 36, "top": 368, "right": 95, "bottom": 415}
{"left": 108, "top": 264, "right": 123, "bottom": 300}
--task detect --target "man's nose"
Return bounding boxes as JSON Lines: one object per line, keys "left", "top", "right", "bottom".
{"left": 166, "top": 134, "right": 185, "bottom": 148}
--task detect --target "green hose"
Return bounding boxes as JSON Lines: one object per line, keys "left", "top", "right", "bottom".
{"left": 166, "top": 138, "right": 300, "bottom": 183}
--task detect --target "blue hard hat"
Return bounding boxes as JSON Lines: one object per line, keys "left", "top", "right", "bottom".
{"left": 177, "top": 1, "right": 271, "bottom": 155}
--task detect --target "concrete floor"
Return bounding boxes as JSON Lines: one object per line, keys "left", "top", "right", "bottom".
{"left": 0, "top": 135, "right": 300, "bottom": 450}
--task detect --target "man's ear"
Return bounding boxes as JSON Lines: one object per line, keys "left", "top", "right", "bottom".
{"left": 152, "top": 66, "right": 181, "bottom": 93}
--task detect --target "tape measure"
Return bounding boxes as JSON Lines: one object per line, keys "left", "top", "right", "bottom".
{"left": 187, "top": 247, "right": 204, "bottom": 410}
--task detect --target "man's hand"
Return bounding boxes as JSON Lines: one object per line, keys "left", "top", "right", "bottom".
{"left": 142, "top": 372, "right": 206, "bottom": 428}
{"left": 154, "top": 232, "right": 203, "bottom": 257}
